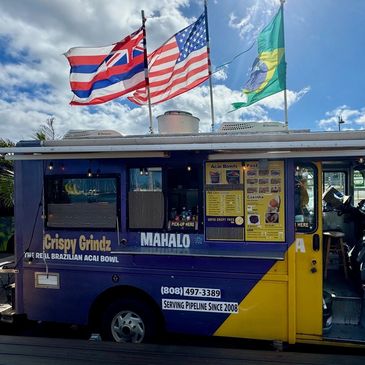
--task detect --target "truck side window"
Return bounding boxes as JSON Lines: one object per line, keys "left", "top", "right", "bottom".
{"left": 323, "top": 171, "right": 346, "bottom": 196}
{"left": 353, "top": 169, "right": 365, "bottom": 206}
{"left": 295, "top": 165, "right": 317, "bottom": 232}
{"left": 45, "top": 176, "right": 118, "bottom": 229}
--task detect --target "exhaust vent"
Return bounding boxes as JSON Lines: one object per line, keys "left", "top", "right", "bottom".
{"left": 157, "top": 111, "right": 199, "bottom": 134}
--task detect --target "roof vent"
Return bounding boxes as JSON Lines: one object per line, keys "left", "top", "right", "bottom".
{"left": 157, "top": 111, "right": 199, "bottom": 134}
{"left": 63, "top": 130, "right": 123, "bottom": 139}
{"left": 218, "top": 121, "right": 288, "bottom": 134}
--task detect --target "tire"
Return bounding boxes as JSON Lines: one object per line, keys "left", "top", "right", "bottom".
{"left": 100, "top": 297, "right": 158, "bottom": 343}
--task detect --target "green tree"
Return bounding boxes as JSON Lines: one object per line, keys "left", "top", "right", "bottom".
{"left": 0, "top": 117, "right": 59, "bottom": 208}
{"left": 32, "top": 116, "right": 58, "bottom": 141}
{"left": 0, "top": 139, "right": 15, "bottom": 209}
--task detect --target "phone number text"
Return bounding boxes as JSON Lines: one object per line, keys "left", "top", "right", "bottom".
{"left": 161, "top": 286, "right": 221, "bottom": 298}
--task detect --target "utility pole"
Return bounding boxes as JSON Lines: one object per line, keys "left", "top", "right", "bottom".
{"left": 338, "top": 115, "right": 345, "bottom": 131}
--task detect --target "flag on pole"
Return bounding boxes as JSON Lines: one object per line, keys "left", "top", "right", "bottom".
{"left": 128, "top": 12, "right": 209, "bottom": 105}
{"left": 231, "top": 6, "right": 286, "bottom": 111}
{"left": 65, "top": 28, "right": 146, "bottom": 105}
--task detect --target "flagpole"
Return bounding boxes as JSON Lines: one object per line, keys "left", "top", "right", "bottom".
{"left": 141, "top": 10, "right": 154, "bottom": 134}
{"left": 283, "top": 88, "right": 288, "bottom": 128}
{"left": 204, "top": 0, "right": 215, "bottom": 133}
{"left": 280, "top": 0, "right": 288, "bottom": 128}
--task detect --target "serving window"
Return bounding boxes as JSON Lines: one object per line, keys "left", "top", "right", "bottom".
{"left": 128, "top": 167, "right": 164, "bottom": 229}
{"left": 205, "top": 160, "right": 286, "bottom": 242}
{"left": 166, "top": 167, "right": 200, "bottom": 231}
{"left": 128, "top": 166, "right": 201, "bottom": 231}
{"left": 45, "top": 176, "right": 118, "bottom": 229}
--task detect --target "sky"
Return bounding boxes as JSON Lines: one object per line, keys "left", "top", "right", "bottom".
{"left": 0, "top": 0, "right": 364, "bottom": 142}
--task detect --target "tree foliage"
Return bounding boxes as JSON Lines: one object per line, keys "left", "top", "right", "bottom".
{"left": 32, "top": 116, "right": 58, "bottom": 141}
{"left": 0, "top": 139, "right": 15, "bottom": 209}
{"left": 0, "top": 117, "right": 59, "bottom": 209}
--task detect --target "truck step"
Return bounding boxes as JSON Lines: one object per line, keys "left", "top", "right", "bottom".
{"left": 332, "top": 296, "right": 362, "bottom": 325}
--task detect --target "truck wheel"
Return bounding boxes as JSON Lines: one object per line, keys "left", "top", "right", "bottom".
{"left": 101, "top": 297, "right": 157, "bottom": 343}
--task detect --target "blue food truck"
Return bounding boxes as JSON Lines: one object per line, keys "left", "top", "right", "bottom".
{"left": 0, "top": 112, "right": 364, "bottom": 347}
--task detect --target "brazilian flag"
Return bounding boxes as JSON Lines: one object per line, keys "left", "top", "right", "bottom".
{"left": 232, "top": 6, "right": 286, "bottom": 110}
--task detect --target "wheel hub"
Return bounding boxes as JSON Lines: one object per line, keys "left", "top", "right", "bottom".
{"left": 111, "top": 310, "right": 145, "bottom": 343}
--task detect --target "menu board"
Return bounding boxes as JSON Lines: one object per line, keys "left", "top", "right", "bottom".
{"left": 206, "top": 191, "right": 243, "bottom": 216}
{"left": 205, "top": 160, "right": 285, "bottom": 242}
{"left": 244, "top": 161, "right": 285, "bottom": 242}
{"left": 206, "top": 162, "right": 242, "bottom": 185}
{"left": 205, "top": 162, "right": 244, "bottom": 239}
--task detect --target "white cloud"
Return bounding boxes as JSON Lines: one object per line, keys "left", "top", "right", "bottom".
{"left": 212, "top": 65, "right": 228, "bottom": 81}
{"left": 258, "top": 86, "right": 311, "bottom": 110}
{"left": 146, "top": 83, "right": 307, "bottom": 133}
{"left": 317, "top": 105, "right": 365, "bottom": 131}
{"left": 228, "top": 0, "right": 280, "bottom": 41}
{"left": 0, "top": 0, "right": 197, "bottom": 142}
{"left": 0, "top": 0, "right": 310, "bottom": 143}
{"left": 356, "top": 114, "right": 365, "bottom": 125}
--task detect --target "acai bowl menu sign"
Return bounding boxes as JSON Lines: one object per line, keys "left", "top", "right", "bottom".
{"left": 244, "top": 161, "right": 285, "bottom": 242}
{"left": 205, "top": 162, "right": 244, "bottom": 240}
{"left": 205, "top": 161, "right": 285, "bottom": 242}
{"left": 205, "top": 162, "right": 242, "bottom": 185}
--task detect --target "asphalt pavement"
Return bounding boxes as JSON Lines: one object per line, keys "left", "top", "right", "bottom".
{"left": 0, "top": 334, "right": 364, "bottom": 365}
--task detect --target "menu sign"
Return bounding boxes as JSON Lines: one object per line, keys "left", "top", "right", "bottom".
{"left": 205, "top": 162, "right": 244, "bottom": 239}
{"left": 206, "top": 162, "right": 242, "bottom": 185}
{"left": 244, "top": 161, "right": 285, "bottom": 242}
{"left": 206, "top": 191, "right": 243, "bottom": 217}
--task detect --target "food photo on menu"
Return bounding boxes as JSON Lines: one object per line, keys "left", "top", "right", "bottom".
{"left": 265, "top": 196, "right": 280, "bottom": 223}
{"left": 226, "top": 170, "right": 240, "bottom": 184}
{"left": 209, "top": 171, "right": 220, "bottom": 184}
{"left": 248, "top": 214, "right": 260, "bottom": 225}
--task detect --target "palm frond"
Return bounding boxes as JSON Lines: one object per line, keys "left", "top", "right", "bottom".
{"left": 0, "top": 172, "right": 14, "bottom": 208}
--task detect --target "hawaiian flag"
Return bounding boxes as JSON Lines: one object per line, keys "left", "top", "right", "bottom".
{"left": 128, "top": 12, "right": 209, "bottom": 105}
{"left": 65, "top": 28, "right": 146, "bottom": 105}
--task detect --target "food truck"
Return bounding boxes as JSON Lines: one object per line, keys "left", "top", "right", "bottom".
{"left": 0, "top": 111, "right": 364, "bottom": 346}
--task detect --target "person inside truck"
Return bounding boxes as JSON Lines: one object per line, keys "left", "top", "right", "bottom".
{"left": 295, "top": 173, "right": 309, "bottom": 217}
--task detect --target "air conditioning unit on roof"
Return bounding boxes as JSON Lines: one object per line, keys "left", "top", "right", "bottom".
{"left": 63, "top": 129, "right": 123, "bottom": 139}
{"left": 218, "top": 121, "right": 288, "bottom": 134}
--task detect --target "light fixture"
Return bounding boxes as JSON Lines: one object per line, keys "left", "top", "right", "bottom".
{"left": 139, "top": 167, "right": 149, "bottom": 175}
{"left": 87, "top": 169, "right": 92, "bottom": 177}
{"left": 61, "top": 164, "right": 65, "bottom": 171}
{"left": 360, "top": 157, "right": 364, "bottom": 164}
{"left": 187, "top": 166, "right": 192, "bottom": 172}
{"left": 48, "top": 162, "right": 54, "bottom": 171}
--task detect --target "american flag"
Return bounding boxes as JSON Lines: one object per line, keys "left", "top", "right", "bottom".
{"left": 65, "top": 28, "right": 146, "bottom": 105}
{"left": 128, "top": 12, "right": 209, "bottom": 105}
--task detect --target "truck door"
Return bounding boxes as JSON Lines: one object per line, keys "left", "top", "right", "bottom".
{"left": 294, "top": 162, "right": 323, "bottom": 339}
